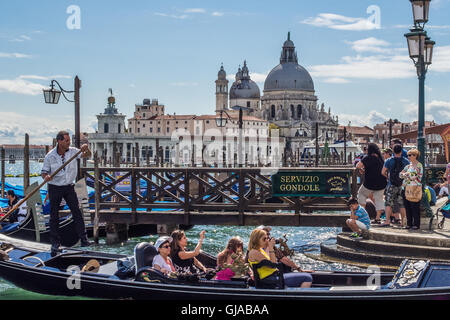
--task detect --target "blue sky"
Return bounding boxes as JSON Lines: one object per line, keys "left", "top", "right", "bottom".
{"left": 1, "top": 0, "right": 450, "bottom": 144}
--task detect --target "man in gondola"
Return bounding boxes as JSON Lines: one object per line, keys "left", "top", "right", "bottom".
{"left": 41, "top": 131, "right": 92, "bottom": 256}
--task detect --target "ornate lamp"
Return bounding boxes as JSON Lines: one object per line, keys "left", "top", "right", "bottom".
{"left": 410, "top": 0, "right": 431, "bottom": 29}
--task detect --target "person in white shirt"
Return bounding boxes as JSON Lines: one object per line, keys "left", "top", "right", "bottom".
{"left": 41, "top": 130, "right": 92, "bottom": 256}
{"left": 152, "top": 236, "right": 176, "bottom": 275}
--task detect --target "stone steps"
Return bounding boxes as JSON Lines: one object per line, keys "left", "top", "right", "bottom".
{"left": 368, "top": 228, "right": 450, "bottom": 248}
{"left": 337, "top": 233, "right": 450, "bottom": 260}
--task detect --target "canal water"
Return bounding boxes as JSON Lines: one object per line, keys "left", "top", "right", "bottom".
{"left": 0, "top": 161, "right": 362, "bottom": 299}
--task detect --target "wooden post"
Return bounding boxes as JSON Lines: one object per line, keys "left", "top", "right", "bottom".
{"left": 135, "top": 142, "right": 140, "bottom": 167}
{"left": 315, "top": 122, "right": 319, "bottom": 167}
{"left": 184, "top": 169, "right": 190, "bottom": 225}
{"left": 24, "top": 133, "right": 30, "bottom": 194}
{"left": 93, "top": 152, "right": 100, "bottom": 244}
{"left": 1, "top": 147, "right": 5, "bottom": 198}
{"left": 238, "top": 169, "right": 245, "bottom": 225}
{"left": 343, "top": 127, "right": 347, "bottom": 165}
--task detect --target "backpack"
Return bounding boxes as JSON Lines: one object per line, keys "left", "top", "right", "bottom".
{"left": 390, "top": 158, "right": 405, "bottom": 187}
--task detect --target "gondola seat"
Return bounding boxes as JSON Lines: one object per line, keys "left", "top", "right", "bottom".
{"left": 251, "top": 260, "right": 285, "bottom": 289}
{"left": 134, "top": 242, "right": 157, "bottom": 272}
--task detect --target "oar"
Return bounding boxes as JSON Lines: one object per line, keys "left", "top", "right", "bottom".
{"left": 0, "top": 149, "right": 83, "bottom": 225}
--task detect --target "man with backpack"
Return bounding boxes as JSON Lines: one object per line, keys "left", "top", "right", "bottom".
{"left": 380, "top": 144, "right": 410, "bottom": 227}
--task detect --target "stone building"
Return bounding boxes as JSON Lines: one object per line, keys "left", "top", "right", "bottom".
{"left": 216, "top": 32, "right": 339, "bottom": 159}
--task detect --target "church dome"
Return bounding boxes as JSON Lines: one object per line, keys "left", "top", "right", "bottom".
{"left": 264, "top": 62, "right": 314, "bottom": 92}
{"left": 229, "top": 61, "right": 260, "bottom": 99}
{"left": 264, "top": 33, "right": 314, "bottom": 93}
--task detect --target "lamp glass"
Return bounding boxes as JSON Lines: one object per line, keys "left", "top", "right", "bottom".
{"left": 43, "top": 88, "right": 61, "bottom": 104}
{"left": 411, "top": 0, "right": 430, "bottom": 26}
{"left": 215, "top": 116, "right": 227, "bottom": 127}
{"left": 405, "top": 30, "right": 426, "bottom": 59}
{"left": 425, "top": 39, "right": 435, "bottom": 65}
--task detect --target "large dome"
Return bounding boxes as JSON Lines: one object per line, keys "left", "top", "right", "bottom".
{"left": 264, "top": 62, "right": 314, "bottom": 92}
{"left": 263, "top": 33, "right": 314, "bottom": 93}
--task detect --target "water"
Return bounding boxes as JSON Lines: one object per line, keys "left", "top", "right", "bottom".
{"left": 0, "top": 161, "right": 361, "bottom": 299}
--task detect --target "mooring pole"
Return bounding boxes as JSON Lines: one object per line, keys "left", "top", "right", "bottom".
{"left": 24, "top": 133, "right": 30, "bottom": 194}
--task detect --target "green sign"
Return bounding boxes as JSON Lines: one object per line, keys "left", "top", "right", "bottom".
{"left": 271, "top": 171, "right": 351, "bottom": 197}
{"left": 425, "top": 166, "right": 446, "bottom": 184}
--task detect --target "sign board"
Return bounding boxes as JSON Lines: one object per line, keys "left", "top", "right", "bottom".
{"left": 271, "top": 171, "right": 351, "bottom": 197}
{"left": 425, "top": 166, "right": 446, "bottom": 184}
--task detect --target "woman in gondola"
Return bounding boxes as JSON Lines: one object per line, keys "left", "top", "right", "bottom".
{"left": 215, "top": 236, "right": 251, "bottom": 280}
{"left": 247, "top": 228, "right": 312, "bottom": 288}
{"left": 170, "top": 229, "right": 207, "bottom": 274}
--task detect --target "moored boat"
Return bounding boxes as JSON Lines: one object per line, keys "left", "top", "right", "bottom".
{"left": 0, "top": 234, "right": 449, "bottom": 300}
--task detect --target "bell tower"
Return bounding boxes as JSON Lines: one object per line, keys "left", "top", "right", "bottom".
{"left": 215, "top": 64, "right": 229, "bottom": 112}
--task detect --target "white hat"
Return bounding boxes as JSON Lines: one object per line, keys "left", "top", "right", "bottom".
{"left": 154, "top": 236, "right": 173, "bottom": 250}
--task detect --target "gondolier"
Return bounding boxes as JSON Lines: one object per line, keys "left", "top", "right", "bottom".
{"left": 41, "top": 130, "right": 92, "bottom": 256}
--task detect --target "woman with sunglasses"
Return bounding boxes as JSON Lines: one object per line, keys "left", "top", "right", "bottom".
{"left": 400, "top": 149, "right": 423, "bottom": 230}
{"left": 247, "top": 228, "right": 312, "bottom": 288}
{"left": 170, "top": 229, "right": 207, "bottom": 274}
{"left": 152, "top": 236, "right": 176, "bottom": 275}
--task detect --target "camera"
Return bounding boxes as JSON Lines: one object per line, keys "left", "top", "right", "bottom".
{"left": 270, "top": 237, "right": 280, "bottom": 244}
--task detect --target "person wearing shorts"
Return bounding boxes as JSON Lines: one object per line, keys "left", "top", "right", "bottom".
{"left": 356, "top": 143, "right": 387, "bottom": 224}
{"left": 346, "top": 198, "right": 371, "bottom": 239}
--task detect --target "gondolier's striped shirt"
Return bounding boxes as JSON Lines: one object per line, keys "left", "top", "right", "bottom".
{"left": 41, "top": 147, "right": 82, "bottom": 186}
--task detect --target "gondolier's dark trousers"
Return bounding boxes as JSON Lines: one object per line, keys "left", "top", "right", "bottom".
{"left": 48, "top": 184, "right": 87, "bottom": 246}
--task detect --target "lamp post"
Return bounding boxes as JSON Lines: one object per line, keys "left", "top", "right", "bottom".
{"left": 404, "top": 0, "right": 435, "bottom": 166}
{"left": 43, "top": 76, "right": 82, "bottom": 149}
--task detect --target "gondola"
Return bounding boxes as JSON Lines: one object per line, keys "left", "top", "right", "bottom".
{"left": 0, "top": 213, "right": 78, "bottom": 247}
{"left": 1, "top": 234, "right": 449, "bottom": 300}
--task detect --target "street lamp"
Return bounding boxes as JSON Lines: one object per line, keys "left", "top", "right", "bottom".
{"left": 405, "top": 0, "right": 435, "bottom": 166}
{"left": 42, "top": 76, "right": 82, "bottom": 149}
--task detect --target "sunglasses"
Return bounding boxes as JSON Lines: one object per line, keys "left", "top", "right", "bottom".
{"left": 262, "top": 237, "right": 269, "bottom": 241}
{"left": 407, "top": 154, "right": 415, "bottom": 157}
{"left": 161, "top": 245, "right": 170, "bottom": 249}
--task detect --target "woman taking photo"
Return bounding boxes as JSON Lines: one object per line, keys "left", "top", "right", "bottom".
{"left": 215, "top": 236, "right": 248, "bottom": 280}
{"left": 170, "top": 229, "right": 207, "bottom": 274}
{"left": 400, "top": 149, "right": 423, "bottom": 230}
{"left": 247, "top": 228, "right": 312, "bottom": 288}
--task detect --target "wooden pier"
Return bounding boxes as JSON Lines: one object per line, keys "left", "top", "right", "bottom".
{"left": 81, "top": 166, "right": 358, "bottom": 229}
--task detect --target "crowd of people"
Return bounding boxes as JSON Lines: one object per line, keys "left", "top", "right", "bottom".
{"left": 151, "top": 226, "right": 313, "bottom": 288}
{"left": 347, "top": 138, "right": 450, "bottom": 240}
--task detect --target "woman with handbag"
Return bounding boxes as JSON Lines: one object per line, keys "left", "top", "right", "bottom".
{"left": 400, "top": 149, "right": 423, "bottom": 230}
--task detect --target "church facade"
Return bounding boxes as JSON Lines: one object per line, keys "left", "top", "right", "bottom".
{"left": 215, "top": 33, "right": 339, "bottom": 159}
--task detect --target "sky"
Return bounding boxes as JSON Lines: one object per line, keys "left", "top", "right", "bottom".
{"left": 1, "top": 0, "right": 450, "bottom": 145}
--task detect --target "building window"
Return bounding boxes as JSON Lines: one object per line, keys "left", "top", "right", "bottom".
{"left": 104, "top": 123, "right": 109, "bottom": 133}
{"left": 297, "top": 105, "right": 302, "bottom": 118}
{"left": 271, "top": 105, "right": 275, "bottom": 118}
{"left": 118, "top": 124, "right": 121, "bottom": 133}
{"left": 157, "top": 128, "right": 160, "bottom": 133}
{"left": 150, "top": 128, "right": 153, "bottom": 133}
{"left": 247, "top": 101, "right": 250, "bottom": 108}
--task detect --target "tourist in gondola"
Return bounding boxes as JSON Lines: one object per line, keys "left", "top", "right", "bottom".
{"left": 400, "top": 149, "right": 423, "bottom": 230}
{"left": 41, "top": 130, "right": 92, "bottom": 256}
{"left": 170, "top": 229, "right": 207, "bottom": 274}
{"left": 256, "top": 226, "right": 312, "bottom": 273}
{"left": 152, "top": 236, "right": 176, "bottom": 275}
{"left": 356, "top": 143, "right": 387, "bottom": 224}
{"left": 1, "top": 190, "right": 27, "bottom": 223}
{"left": 247, "top": 228, "right": 312, "bottom": 288}
{"left": 215, "top": 236, "right": 251, "bottom": 280}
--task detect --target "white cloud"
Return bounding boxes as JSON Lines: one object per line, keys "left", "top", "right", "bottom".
{"left": 18, "top": 75, "right": 71, "bottom": 81}
{"left": 338, "top": 110, "right": 388, "bottom": 127}
{"left": 184, "top": 8, "right": 206, "bottom": 14}
{"left": 212, "top": 11, "right": 224, "bottom": 17}
{"left": 302, "top": 13, "right": 379, "bottom": 31}
{"left": 0, "top": 78, "right": 46, "bottom": 95}
{"left": 431, "top": 45, "right": 450, "bottom": 73}
{"left": 9, "top": 35, "right": 31, "bottom": 42}
{"left": 0, "top": 52, "right": 32, "bottom": 58}
{"left": 154, "top": 12, "right": 188, "bottom": 19}
{"left": 0, "top": 111, "right": 98, "bottom": 144}
{"left": 347, "top": 37, "right": 391, "bottom": 53}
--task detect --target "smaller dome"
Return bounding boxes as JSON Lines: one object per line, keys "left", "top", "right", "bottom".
{"left": 230, "top": 80, "right": 260, "bottom": 99}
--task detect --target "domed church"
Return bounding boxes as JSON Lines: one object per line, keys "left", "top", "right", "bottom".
{"left": 214, "top": 32, "right": 339, "bottom": 156}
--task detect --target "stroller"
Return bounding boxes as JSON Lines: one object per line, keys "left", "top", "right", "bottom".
{"left": 433, "top": 195, "right": 450, "bottom": 229}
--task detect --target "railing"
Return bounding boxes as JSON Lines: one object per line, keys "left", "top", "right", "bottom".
{"left": 81, "top": 167, "right": 358, "bottom": 223}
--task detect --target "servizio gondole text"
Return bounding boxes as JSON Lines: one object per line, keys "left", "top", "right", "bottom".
{"left": 279, "top": 175, "right": 320, "bottom": 192}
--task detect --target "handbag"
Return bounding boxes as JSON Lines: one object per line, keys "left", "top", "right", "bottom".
{"left": 405, "top": 185, "right": 422, "bottom": 202}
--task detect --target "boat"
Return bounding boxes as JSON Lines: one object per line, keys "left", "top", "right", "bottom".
{"left": 1, "top": 234, "right": 449, "bottom": 300}
{"left": 0, "top": 212, "right": 78, "bottom": 247}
